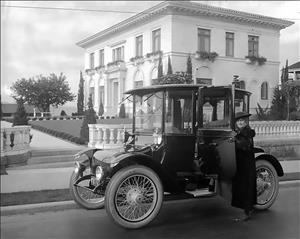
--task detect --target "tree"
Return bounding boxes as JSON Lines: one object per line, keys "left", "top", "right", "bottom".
{"left": 167, "top": 56, "right": 173, "bottom": 75}
{"left": 269, "top": 86, "right": 286, "bottom": 120}
{"left": 186, "top": 54, "right": 193, "bottom": 83}
{"left": 119, "top": 103, "right": 126, "bottom": 118}
{"left": 98, "top": 100, "right": 104, "bottom": 116}
{"left": 157, "top": 55, "right": 163, "bottom": 78}
{"left": 12, "top": 99, "right": 29, "bottom": 126}
{"left": 60, "top": 110, "right": 67, "bottom": 116}
{"left": 77, "top": 71, "right": 84, "bottom": 115}
{"left": 80, "top": 94, "right": 97, "bottom": 143}
{"left": 11, "top": 73, "right": 75, "bottom": 112}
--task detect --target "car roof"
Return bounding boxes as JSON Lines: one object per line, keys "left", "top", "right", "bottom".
{"left": 124, "top": 84, "right": 251, "bottom": 95}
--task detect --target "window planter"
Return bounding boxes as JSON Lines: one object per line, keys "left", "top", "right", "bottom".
{"left": 85, "top": 68, "right": 95, "bottom": 75}
{"left": 107, "top": 60, "right": 124, "bottom": 68}
{"left": 95, "top": 65, "right": 105, "bottom": 71}
{"left": 245, "top": 56, "right": 267, "bottom": 65}
{"left": 195, "top": 51, "right": 218, "bottom": 62}
{"left": 130, "top": 56, "right": 144, "bottom": 65}
{"left": 146, "top": 50, "right": 163, "bottom": 58}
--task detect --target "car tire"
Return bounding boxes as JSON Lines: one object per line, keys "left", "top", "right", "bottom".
{"left": 254, "top": 160, "right": 279, "bottom": 210}
{"left": 70, "top": 169, "right": 104, "bottom": 210}
{"left": 105, "top": 165, "right": 163, "bottom": 229}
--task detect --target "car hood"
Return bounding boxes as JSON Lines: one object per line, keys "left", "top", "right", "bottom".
{"left": 93, "top": 147, "right": 125, "bottom": 164}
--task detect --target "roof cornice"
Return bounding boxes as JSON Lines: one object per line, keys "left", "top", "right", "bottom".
{"left": 76, "top": 1, "right": 294, "bottom": 48}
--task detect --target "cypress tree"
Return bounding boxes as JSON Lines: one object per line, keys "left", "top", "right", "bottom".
{"left": 98, "top": 100, "right": 104, "bottom": 116}
{"left": 270, "top": 86, "right": 286, "bottom": 120}
{"left": 167, "top": 56, "right": 173, "bottom": 75}
{"left": 80, "top": 94, "right": 97, "bottom": 143}
{"left": 157, "top": 55, "right": 163, "bottom": 78}
{"left": 77, "top": 71, "right": 84, "bottom": 115}
{"left": 12, "top": 99, "right": 29, "bottom": 126}
{"left": 119, "top": 103, "right": 126, "bottom": 118}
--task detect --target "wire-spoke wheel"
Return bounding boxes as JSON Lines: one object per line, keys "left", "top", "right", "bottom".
{"left": 254, "top": 160, "right": 279, "bottom": 210}
{"left": 70, "top": 167, "right": 104, "bottom": 210}
{"left": 105, "top": 165, "right": 163, "bottom": 229}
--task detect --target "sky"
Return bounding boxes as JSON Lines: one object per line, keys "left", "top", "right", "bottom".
{"left": 1, "top": 1, "right": 300, "bottom": 106}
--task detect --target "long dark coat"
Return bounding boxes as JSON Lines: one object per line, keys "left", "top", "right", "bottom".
{"left": 231, "top": 125, "right": 257, "bottom": 211}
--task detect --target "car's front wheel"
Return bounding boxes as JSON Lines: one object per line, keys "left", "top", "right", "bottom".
{"left": 70, "top": 167, "right": 105, "bottom": 210}
{"left": 105, "top": 165, "right": 163, "bottom": 229}
{"left": 254, "top": 160, "right": 279, "bottom": 210}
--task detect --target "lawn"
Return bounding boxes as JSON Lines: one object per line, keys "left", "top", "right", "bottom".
{"left": 30, "top": 118, "right": 132, "bottom": 138}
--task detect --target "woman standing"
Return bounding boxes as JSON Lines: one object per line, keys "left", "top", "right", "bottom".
{"left": 231, "top": 112, "right": 257, "bottom": 221}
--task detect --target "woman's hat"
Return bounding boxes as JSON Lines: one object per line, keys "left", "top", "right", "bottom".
{"left": 235, "top": 111, "right": 251, "bottom": 120}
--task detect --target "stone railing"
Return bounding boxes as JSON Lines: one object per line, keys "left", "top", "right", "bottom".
{"left": 1, "top": 124, "right": 32, "bottom": 172}
{"left": 249, "top": 121, "right": 300, "bottom": 136}
{"left": 88, "top": 124, "right": 132, "bottom": 149}
{"left": 88, "top": 121, "right": 300, "bottom": 149}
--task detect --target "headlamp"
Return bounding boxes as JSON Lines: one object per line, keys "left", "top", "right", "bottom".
{"left": 74, "top": 161, "right": 80, "bottom": 174}
{"left": 95, "top": 166, "right": 104, "bottom": 181}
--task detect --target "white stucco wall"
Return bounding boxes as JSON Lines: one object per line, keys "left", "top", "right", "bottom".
{"left": 82, "top": 13, "right": 282, "bottom": 116}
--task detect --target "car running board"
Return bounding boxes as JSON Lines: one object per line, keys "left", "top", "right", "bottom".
{"left": 185, "top": 188, "right": 216, "bottom": 198}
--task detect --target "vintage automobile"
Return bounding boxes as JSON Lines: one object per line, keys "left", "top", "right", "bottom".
{"left": 70, "top": 83, "right": 283, "bottom": 229}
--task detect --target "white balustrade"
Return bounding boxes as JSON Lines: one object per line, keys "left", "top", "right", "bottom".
{"left": 89, "top": 124, "right": 132, "bottom": 149}
{"left": 88, "top": 121, "right": 300, "bottom": 149}
{"left": 249, "top": 121, "right": 300, "bottom": 136}
{"left": 1, "top": 123, "right": 31, "bottom": 169}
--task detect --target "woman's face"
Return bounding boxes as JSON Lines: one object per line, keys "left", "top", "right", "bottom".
{"left": 236, "top": 117, "right": 248, "bottom": 130}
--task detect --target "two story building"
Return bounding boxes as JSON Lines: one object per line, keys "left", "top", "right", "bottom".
{"left": 77, "top": 1, "right": 293, "bottom": 116}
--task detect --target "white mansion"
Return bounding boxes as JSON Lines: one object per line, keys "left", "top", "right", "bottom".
{"left": 77, "top": 1, "right": 293, "bottom": 116}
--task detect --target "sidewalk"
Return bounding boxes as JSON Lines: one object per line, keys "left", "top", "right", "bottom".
{"left": 1, "top": 159, "right": 300, "bottom": 194}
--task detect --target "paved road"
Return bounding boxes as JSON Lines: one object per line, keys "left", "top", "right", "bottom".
{"left": 1, "top": 186, "right": 299, "bottom": 239}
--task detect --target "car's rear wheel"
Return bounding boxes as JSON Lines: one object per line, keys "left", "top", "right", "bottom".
{"left": 254, "top": 160, "right": 279, "bottom": 210}
{"left": 105, "top": 165, "right": 163, "bottom": 229}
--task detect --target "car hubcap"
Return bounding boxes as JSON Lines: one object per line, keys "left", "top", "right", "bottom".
{"left": 115, "top": 174, "right": 157, "bottom": 222}
{"left": 256, "top": 167, "right": 275, "bottom": 205}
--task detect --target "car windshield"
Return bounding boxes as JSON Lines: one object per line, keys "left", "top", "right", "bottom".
{"left": 134, "top": 91, "right": 163, "bottom": 135}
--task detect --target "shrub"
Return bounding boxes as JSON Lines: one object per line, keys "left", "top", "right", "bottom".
{"left": 60, "top": 110, "right": 67, "bottom": 116}
{"left": 12, "top": 99, "right": 29, "bottom": 126}
{"left": 80, "top": 94, "right": 97, "bottom": 143}
{"left": 119, "top": 103, "right": 126, "bottom": 118}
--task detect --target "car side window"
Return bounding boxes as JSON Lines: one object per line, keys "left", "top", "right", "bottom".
{"left": 203, "top": 98, "right": 230, "bottom": 129}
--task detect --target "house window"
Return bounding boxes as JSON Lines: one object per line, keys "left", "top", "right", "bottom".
{"left": 248, "top": 35, "right": 259, "bottom": 57}
{"left": 226, "top": 32, "right": 234, "bottom": 57}
{"left": 112, "top": 46, "right": 124, "bottom": 62}
{"left": 134, "top": 81, "right": 143, "bottom": 88}
{"left": 198, "top": 28, "right": 211, "bottom": 52}
{"left": 261, "top": 82, "right": 268, "bottom": 100}
{"left": 136, "top": 35, "right": 143, "bottom": 57}
{"left": 99, "top": 86, "right": 104, "bottom": 104}
{"left": 90, "top": 53, "right": 94, "bottom": 69}
{"left": 134, "top": 70, "right": 144, "bottom": 88}
{"left": 152, "top": 29, "right": 161, "bottom": 52}
{"left": 99, "top": 49, "right": 104, "bottom": 66}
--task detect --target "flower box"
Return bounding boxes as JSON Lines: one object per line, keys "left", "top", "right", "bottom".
{"left": 245, "top": 55, "right": 267, "bottom": 65}
{"left": 195, "top": 51, "right": 218, "bottom": 62}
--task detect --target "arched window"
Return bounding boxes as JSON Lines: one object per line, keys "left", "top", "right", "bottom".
{"left": 151, "top": 67, "right": 158, "bottom": 83}
{"left": 239, "top": 80, "right": 245, "bottom": 89}
{"left": 134, "top": 70, "right": 144, "bottom": 88}
{"left": 261, "top": 82, "right": 268, "bottom": 100}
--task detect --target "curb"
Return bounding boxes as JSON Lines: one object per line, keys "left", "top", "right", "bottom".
{"left": 1, "top": 180, "right": 299, "bottom": 217}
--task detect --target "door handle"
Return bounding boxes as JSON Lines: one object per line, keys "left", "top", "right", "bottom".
{"left": 228, "top": 137, "right": 234, "bottom": 143}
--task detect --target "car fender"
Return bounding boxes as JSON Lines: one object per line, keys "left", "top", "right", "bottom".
{"left": 255, "top": 152, "right": 284, "bottom": 177}
{"left": 110, "top": 152, "right": 177, "bottom": 191}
